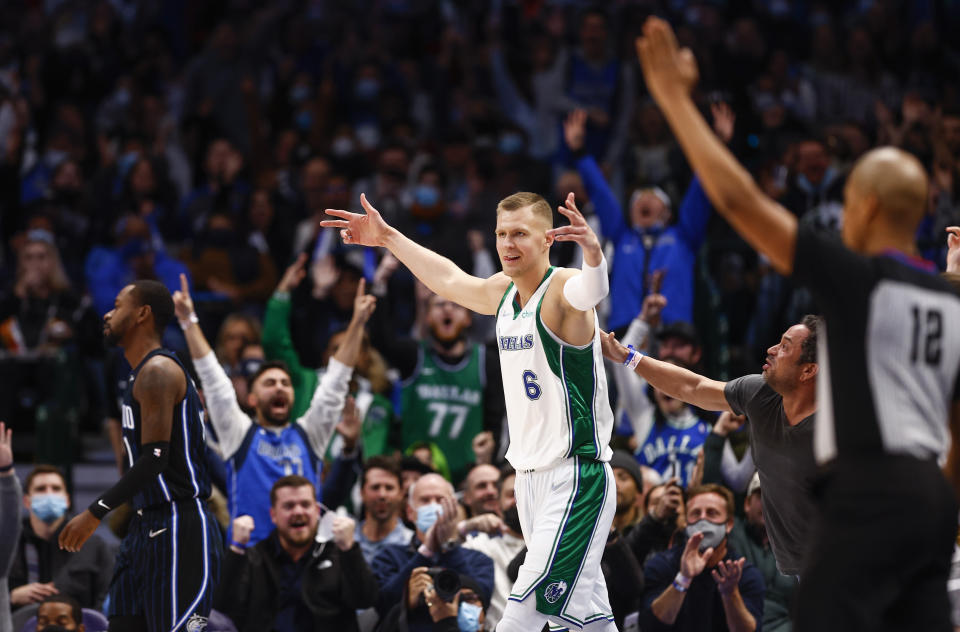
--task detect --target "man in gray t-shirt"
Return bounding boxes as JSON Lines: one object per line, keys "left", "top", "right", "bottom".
{"left": 725, "top": 374, "right": 816, "bottom": 575}
{"left": 602, "top": 316, "right": 820, "bottom": 576}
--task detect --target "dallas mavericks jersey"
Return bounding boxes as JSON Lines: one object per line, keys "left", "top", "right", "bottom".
{"left": 496, "top": 267, "right": 614, "bottom": 470}
{"left": 400, "top": 342, "right": 485, "bottom": 482}
{"left": 634, "top": 411, "right": 710, "bottom": 487}
{"left": 225, "top": 423, "right": 322, "bottom": 544}
{"left": 121, "top": 349, "right": 211, "bottom": 510}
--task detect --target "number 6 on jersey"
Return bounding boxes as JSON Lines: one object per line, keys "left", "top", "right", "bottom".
{"left": 522, "top": 370, "right": 541, "bottom": 400}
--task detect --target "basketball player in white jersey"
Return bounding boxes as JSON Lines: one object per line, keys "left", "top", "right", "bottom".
{"left": 323, "top": 191, "right": 616, "bottom": 632}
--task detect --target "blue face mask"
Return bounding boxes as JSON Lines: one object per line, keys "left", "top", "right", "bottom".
{"left": 414, "top": 184, "right": 440, "bottom": 207}
{"left": 458, "top": 602, "right": 482, "bottom": 632}
{"left": 416, "top": 502, "right": 442, "bottom": 533}
{"left": 31, "top": 493, "right": 68, "bottom": 524}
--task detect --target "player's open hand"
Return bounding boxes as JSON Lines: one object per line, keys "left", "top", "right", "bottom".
{"left": 635, "top": 17, "right": 699, "bottom": 105}
{"left": 946, "top": 226, "right": 960, "bottom": 273}
{"left": 351, "top": 278, "right": 377, "bottom": 325}
{"left": 322, "top": 193, "right": 393, "bottom": 247}
{"left": 0, "top": 421, "right": 12, "bottom": 472}
{"left": 277, "top": 252, "right": 308, "bottom": 293}
{"left": 600, "top": 331, "right": 630, "bottom": 365}
{"left": 547, "top": 193, "right": 602, "bottom": 265}
{"left": 712, "top": 557, "right": 745, "bottom": 595}
{"left": 58, "top": 509, "right": 100, "bottom": 553}
{"left": 172, "top": 273, "right": 194, "bottom": 321}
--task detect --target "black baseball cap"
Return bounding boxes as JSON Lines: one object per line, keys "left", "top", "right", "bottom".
{"left": 655, "top": 321, "right": 700, "bottom": 347}
{"left": 609, "top": 450, "right": 643, "bottom": 490}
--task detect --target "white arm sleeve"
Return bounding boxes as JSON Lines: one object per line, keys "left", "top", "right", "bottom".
{"left": 562, "top": 256, "right": 609, "bottom": 311}
{"left": 611, "top": 359, "right": 655, "bottom": 447}
{"left": 298, "top": 358, "right": 354, "bottom": 458}
{"left": 622, "top": 317, "right": 651, "bottom": 351}
{"left": 193, "top": 351, "right": 253, "bottom": 459}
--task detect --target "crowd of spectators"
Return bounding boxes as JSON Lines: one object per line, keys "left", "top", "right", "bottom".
{"left": 2, "top": 0, "right": 960, "bottom": 631}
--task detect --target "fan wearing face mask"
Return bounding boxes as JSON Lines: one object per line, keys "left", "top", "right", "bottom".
{"left": 212, "top": 475, "right": 379, "bottom": 632}
{"left": 639, "top": 484, "right": 764, "bottom": 631}
{"left": 9, "top": 466, "right": 113, "bottom": 619}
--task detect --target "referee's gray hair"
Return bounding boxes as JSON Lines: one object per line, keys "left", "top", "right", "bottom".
{"left": 408, "top": 472, "right": 455, "bottom": 506}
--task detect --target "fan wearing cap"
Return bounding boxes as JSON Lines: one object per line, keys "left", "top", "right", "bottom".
{"left": 609, "top": 296, "right": 712, "bottom": 488}
{"left": 727, "top": 474, "right": 797, "bottom": 632}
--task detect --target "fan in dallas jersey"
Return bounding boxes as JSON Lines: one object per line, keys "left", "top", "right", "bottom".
{"left": 323, "top": 191, "right": 617, "bottom": 632}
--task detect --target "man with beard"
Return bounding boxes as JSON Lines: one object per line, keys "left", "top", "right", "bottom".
{"left": 371, "top": 292, "right": 505, "bottom": 485}
{"left": 355, "top": 456, "right": 412, "bottom": 564}
{"left": 58, "top": 280, "right": 221, "bottom": 632}
{"left": 174, "top": 273, "right": 375, "bottom": 545}
{"left": 213, "top": 475, "right": 379, "bottom": 632}
{"left": 603, "top": 316, "right": 819, "bottom": 578}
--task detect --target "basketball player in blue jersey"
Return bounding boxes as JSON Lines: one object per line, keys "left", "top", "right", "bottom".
{"left": 59, "top": 280, "right": 221, "bottom": 632}
{"left": 323, "top": 191, "right": 617, "bottom": 632}
{"left": 174, "top": 273, "right": 376, "bottom": 546}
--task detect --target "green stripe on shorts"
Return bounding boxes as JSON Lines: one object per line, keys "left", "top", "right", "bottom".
{"left": 535, "top": 458, "right": 608, "bottom": 617}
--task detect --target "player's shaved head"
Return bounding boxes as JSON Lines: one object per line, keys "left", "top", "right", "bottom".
{"left": 844, "top": 147, "right": 928, "bottom": 251}
{"left": 496, "top": 192, "right": 553, "bottom": 229}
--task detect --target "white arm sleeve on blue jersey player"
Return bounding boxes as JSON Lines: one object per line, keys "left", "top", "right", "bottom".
{"left": 298, "top": 358, "right": 354, "bottom": 457}
{"left": 193, "top": 351, "right": 252, "bottom": 459}
{"left": 562, "top": 255, "right": 609, "bottom": 311}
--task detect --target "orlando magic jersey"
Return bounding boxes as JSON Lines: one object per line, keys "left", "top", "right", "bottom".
{"left": 121, "top": 348, "right": 211, "bottom": 510}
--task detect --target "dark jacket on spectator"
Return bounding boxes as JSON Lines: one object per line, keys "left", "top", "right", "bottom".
{"left": 623, "top": 512, "right": 678, "bottom": 568}
{"left": 370, "top": 539, "right": 494, "bottom": 617}
{"left": 641, "top": 540, "right": 765, "bottom": 631}
{"left": 213, "top": 530, "right": 378, "bottom": 632}
{"left": 9, "top": 516, "right": 114, "bottom": 610}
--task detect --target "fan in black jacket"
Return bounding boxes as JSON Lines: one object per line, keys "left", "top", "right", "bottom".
{"left": 213, "top": 475, "right": 378, "bottom": 631}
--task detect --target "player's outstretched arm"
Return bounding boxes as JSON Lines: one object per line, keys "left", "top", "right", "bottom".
{"left": 59, "top": 357, "right": 183, "bottom": 552}
{"left": 636, "top": 17, "right": 797, "bottom": 275}
{"left": 601, "top": 331, "right": 732, "bottom": 413}
{"left": 547, "top": 192, "right": 609, "bottom": 313}
{"left": 322, "top": 194, "right": 510, "bottom": 315}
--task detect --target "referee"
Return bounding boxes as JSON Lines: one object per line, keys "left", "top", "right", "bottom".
{"left": 636, "top": 17, "right": 960, "bottom": 632}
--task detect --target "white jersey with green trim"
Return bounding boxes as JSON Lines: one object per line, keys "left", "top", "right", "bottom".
{"left": 495, "top": 266, "right": 614, "bottom": 471}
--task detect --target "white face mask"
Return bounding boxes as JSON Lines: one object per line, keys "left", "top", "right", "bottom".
{"left": 315, "top": 504, "right": 337, "bottom": 543}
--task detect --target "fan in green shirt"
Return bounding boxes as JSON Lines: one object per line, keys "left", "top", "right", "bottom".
{"left": 262, "top": 254, "right": 397, "bottom": 457}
